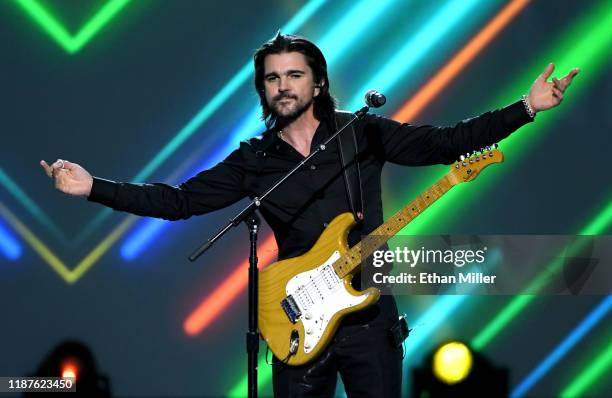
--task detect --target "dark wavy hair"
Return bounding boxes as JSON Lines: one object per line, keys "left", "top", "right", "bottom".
{"left": 254, "top": 32, "right": 337, "bottom": 129}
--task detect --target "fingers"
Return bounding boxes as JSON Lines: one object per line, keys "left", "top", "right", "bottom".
{"left": 554, "top": 68, "right": 580, "bottom": 91}
{"left": 41, "top": 159, "right": 68, "bottom": 178}
{"left": 552, "top": 77, "right": 562, "bottom": 90}
{"left": 564, "top": 67, "right": 580, "bottom": 81}
{"left": 40, "top": 160, "right": 53, "bottom": 178}
{"left": 51, "top": 159, "right": 65, "bottom": 169}
{"left": 552, "top": 87, "right": 564, "bottom": 101}
{"left": 561, "top": 67, "right": 580, "bottom": 88}
{"left": 539, "top": 63, "right": 555, "bottom": 81}
{"left": 60, "top": 160, "right": 76, "bottom": 170}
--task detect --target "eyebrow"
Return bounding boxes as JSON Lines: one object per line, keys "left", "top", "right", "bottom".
{"left": 264, "top": 69, "right": 306, "bottom": 79}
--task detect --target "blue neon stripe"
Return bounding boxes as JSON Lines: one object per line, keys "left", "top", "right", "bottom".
{"left": 347, "top": 0, "right": 483, "bottom": 110}
{"left": 207, "top": 0, "right": 399, "bottom": 176}
{"left": 0, "top": 168, "right": 68, "bottom": 243}
{"left": 120, "top": 218, "right": 167, "bottom": 261}
{"left": 131, "top": 0, "right": 328, "bottom": 185}
{"left": 0, "top": 221, "right": 22, "bottom": 260}
{"left": 80, "top": 0, "right": 328, "bottom": 241}
{"left": 120, "top": 0, "right": 399, "bottom": 260}
{"left": 511, "top": 296, "right": 612, "bottom": 398}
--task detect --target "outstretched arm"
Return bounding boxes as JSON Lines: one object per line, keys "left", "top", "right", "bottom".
{"left": 371, "top": 63, "right": 580, "bottom": 166}
{"left": 40, "top": 148, "right": 248, "bottom": 221}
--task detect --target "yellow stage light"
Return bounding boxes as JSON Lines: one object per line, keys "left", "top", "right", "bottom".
{"left": 432, "top": 341, "right": 473, "bottom": 385}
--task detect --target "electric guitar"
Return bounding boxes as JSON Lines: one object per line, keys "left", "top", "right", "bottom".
{"left": 258, "top": 147, "right": 503, "bottom": 365}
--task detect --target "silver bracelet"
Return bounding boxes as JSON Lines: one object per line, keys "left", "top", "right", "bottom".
{"left": 522, "top": 95, "right": 536, "bottom": 119}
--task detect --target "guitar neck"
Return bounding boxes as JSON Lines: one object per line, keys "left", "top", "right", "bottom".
{"left": 333, "top": 173, "right": 455, "bottom": 278}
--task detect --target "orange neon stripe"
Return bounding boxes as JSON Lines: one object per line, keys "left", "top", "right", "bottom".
{"left": 393, "top": 0, "right": 530, "bottom": 122}
{"left": 184, "top": 0, "right": 531, "bottom": 336}
{"left": 183, "top": 235, "right": 278, "bottom": 335}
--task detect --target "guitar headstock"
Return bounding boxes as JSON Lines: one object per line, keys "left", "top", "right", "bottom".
{"left": 448, "top": 144, "right": 504, "bottom": 184}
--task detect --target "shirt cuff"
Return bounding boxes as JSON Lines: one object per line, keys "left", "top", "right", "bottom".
{"left": 87, "top": 177, "right": 118, "bottom": 206}
{"left": 503, "top": 99, "right": 535, "bottom": 130}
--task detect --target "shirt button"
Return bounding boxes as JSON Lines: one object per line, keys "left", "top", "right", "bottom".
{"left": 310, "top": 164, "right": 316, "bottom": 170}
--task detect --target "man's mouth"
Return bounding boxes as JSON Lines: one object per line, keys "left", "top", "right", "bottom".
{"left": 275, "top": 96, "right": 296, "bottom": 103}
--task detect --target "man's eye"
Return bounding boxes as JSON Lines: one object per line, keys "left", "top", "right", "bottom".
{"left": 266, "top": 76, "right": 278, "bottom": 82}
{"left": 290, "top": 74, "right": 302, "bottom": 78}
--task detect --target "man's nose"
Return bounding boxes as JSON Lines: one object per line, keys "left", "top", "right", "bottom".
{"left": 278, "top": 76, "right": 290, "bottom": 92}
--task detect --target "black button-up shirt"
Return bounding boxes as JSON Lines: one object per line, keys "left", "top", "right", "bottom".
{"left": 89, "top": 101, "right": 532, "bottom": 262}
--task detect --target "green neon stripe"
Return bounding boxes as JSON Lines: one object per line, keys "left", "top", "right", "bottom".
{"left": 69, "top": 0, "right": 131, "bottom": 53}
{"left": 13, "top": 0, "right": 132, "bottom": 53}
{"left": 472, "top": 192, "right": 612, "bottom": 352}
{"left": 388, "top": 0, "right": 612, "bottom": 353}
{"left": 472, "top": 194, "right": 612, "bottom": 350}
{"left": 560, "top": 339, "right": 612, "bottom": 398}
{"left": 131, "top": 63, "right": 253, "bottom": 183}
{"left": 227, "top": 358, "right": 271, "bottom": 398}
{"left": 580, "top": 200, "right": 612, "bottom": 235}
{"left": 14, "top": 0, "right": 73, "bottom": 51}
{"left": 472, "top": 295, "right": 533, "bottom": 350}
{"left": 0, "top": 168, "right": 67, "bottom": 242}
{"left": 391, "top": 0, "right": 612, "bottom": 236}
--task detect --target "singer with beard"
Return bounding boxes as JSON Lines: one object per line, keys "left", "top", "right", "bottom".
{"left": 41, "top": 33, "right": 579, "bottom": 397}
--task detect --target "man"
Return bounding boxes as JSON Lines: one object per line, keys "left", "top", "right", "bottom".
{"left": 41, "top": 33, "right": 578, "bottom": 397}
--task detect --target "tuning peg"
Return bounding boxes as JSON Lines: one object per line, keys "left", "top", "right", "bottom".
{"left": 485, "top": 146, "right": 491, "bottom": 151}
{"left": 459, "top": 155, "right": 466, "bottom": 161}
{"left": 494, "top": 143, "right": 499, "bottom": 149}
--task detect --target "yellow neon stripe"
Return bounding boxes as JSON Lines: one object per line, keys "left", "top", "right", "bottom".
{"left": 0, "top": 202, "right": 71, "bottom": 282}
{"left": 68, "top": 216, "right": 138, "bottom": 283}
{"left": 0, "top": 204, "right": 138, "bottom": 284}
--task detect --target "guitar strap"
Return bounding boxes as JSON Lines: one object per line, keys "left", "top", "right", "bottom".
{"left": 250, "top": 112, "right": 365, "bottom": 222}
{"left": 334, "top": 110, "right": 365, "bottom": 222}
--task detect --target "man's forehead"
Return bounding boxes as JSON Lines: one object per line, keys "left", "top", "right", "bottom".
{"left": 264, "top": 51, "right": 310, "bottom": 73}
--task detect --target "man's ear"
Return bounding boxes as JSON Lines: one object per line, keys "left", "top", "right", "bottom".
{"left": 314, "top": 81, "right": 324, "bottom": 97}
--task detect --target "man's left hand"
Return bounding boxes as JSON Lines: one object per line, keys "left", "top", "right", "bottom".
{"left": 527, "top": 63, "right": 580, "bottom": 113}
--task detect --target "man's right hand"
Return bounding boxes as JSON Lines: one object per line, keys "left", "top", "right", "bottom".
{"left": 40, "top": 159, "right": 94, "bottom": 197}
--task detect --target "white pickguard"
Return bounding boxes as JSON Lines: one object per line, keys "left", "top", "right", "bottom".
{"left": 285, "top": 251, "right": 370, "bottom": 354}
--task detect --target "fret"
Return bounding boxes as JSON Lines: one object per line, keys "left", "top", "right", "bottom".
{"left": 334, "top": 174, "right": 454, "bottom": 277}
{"left": 421, "top": 192, "right": 434, "bottom": 205}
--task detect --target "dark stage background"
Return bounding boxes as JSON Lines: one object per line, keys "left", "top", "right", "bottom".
{"left": 1, "top": 0, "right": 611, "bottom": 397}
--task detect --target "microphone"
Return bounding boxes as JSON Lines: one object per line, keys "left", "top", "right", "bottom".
{"left": 364, "top": 90, "right": 386, "bottom": 108}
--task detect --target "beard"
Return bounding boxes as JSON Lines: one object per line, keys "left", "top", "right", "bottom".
{"left": 269, "top": 93, "right": 314, "bottom": 127}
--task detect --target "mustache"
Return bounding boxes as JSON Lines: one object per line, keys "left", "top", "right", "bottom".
{"left": 273, "top": 93, "right": 298, "bottom": 102}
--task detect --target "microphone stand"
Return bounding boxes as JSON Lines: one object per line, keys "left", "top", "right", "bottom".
{"left": 188, "top": 105, "right": 370, "bottom": 398}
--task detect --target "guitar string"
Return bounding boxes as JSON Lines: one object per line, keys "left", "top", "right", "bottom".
{"left": 293, "top": 179, "right": 452, "bottom": 313}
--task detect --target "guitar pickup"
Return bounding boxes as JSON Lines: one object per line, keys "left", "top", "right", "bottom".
{"left": 281, "top": 295, "right": 302, "bottom": 324}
